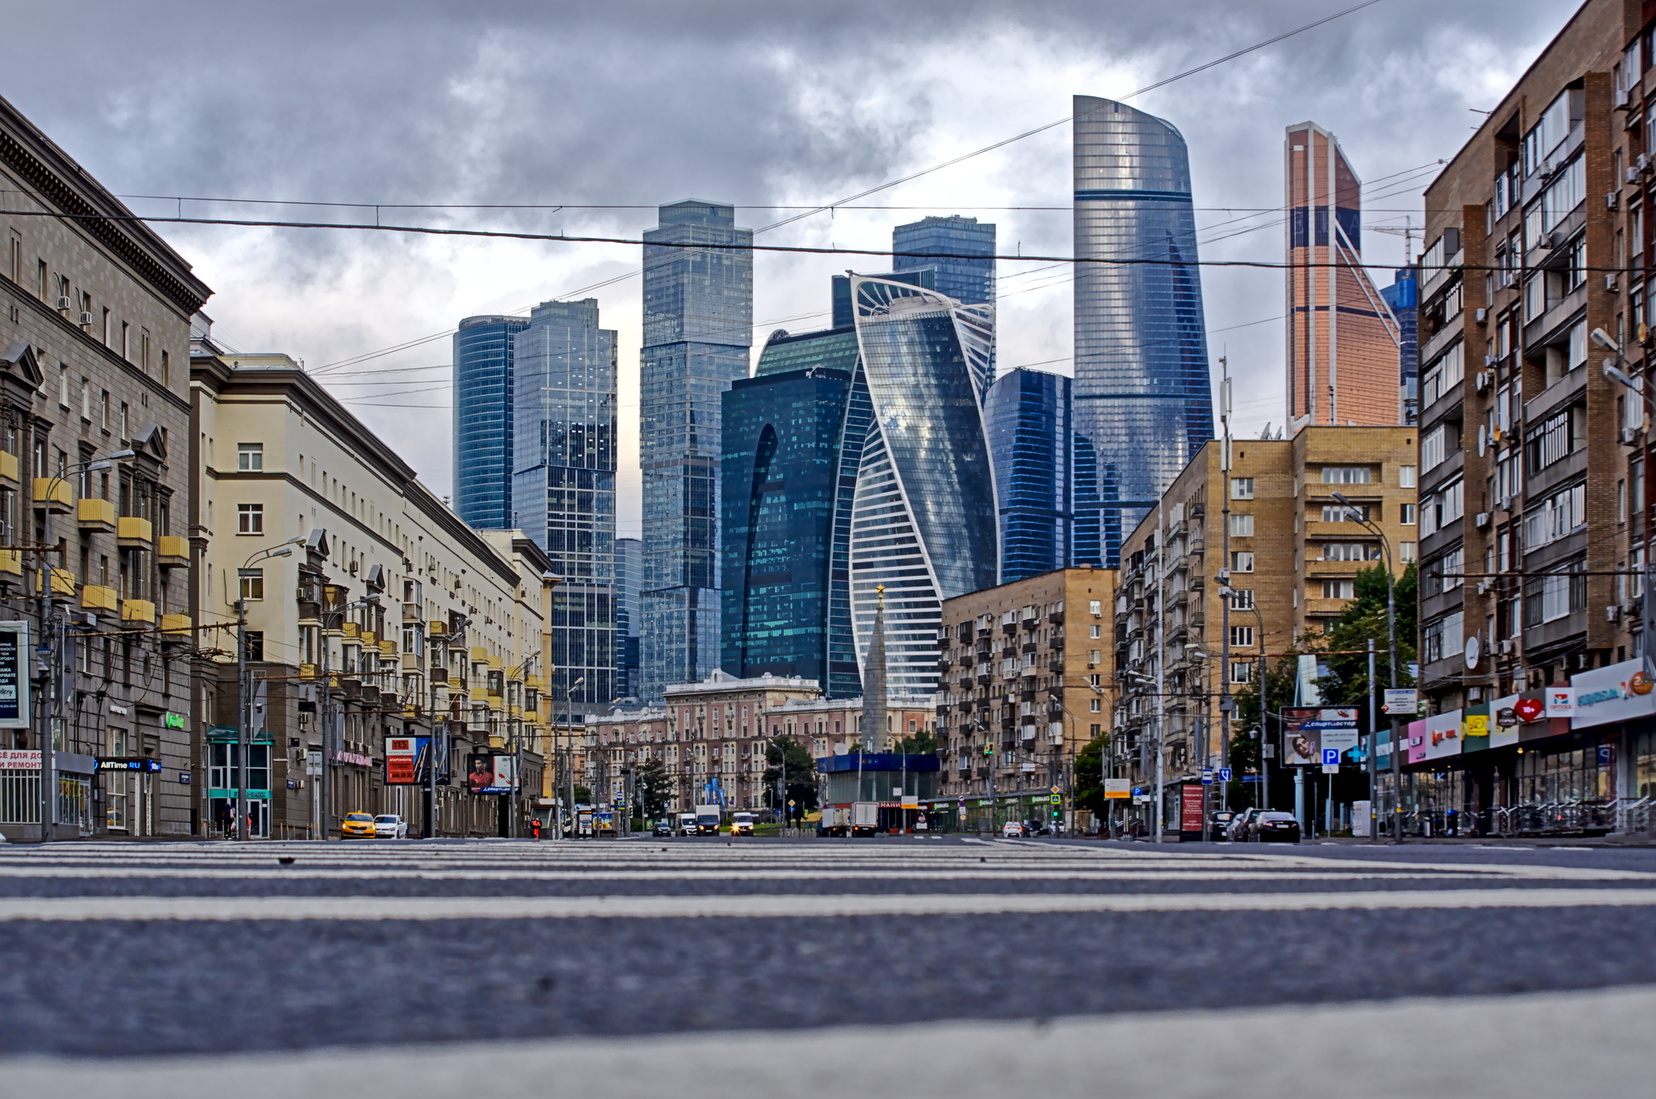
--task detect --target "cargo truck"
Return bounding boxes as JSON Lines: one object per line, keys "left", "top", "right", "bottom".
{"left": 695, "top": 804, "right": 721, "bottom": 835}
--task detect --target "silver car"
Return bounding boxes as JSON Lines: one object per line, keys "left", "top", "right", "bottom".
{"left": 373, "top": 814, "right": 409, "bottom": 839}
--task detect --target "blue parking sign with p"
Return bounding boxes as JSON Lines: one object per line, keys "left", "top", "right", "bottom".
{"left": 1322, "top": 748, "right": 1340, "bottom": 766}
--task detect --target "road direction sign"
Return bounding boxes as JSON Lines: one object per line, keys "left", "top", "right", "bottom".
{"left": 1218, "top": 767, "right": 1233, "bottom": 781}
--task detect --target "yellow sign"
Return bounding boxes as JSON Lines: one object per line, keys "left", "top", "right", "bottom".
{"left": 1463, "top": 714, "right": 1489, "bottom": 737}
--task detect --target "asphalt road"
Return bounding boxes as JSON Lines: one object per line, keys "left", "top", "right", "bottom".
{"left": 3, "top": 835, "right": 1655, "bottom": 1095}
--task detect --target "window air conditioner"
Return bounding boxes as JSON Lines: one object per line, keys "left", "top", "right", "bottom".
{"left": 54, "top": 296, "right": 71, "bottom": 311}
{"left": 1475, "top": 307, "right": 1488, "bottom": 323}
{"left": 1639, "top": 154, "right": 1651, "bottom": 173}
{"left": 1499, "top": 639, "right": 1514, "bottom": 656}
{"left": 1630, "top": 167, "right": 1644, "bottom": 184}
{"left": 77, "top": 311, "right": 94, "bottom": 326}
{"left": 1609, "top": 190, "right": 1622, "bottom": 209}
{"left": 1623, "top": 427, "right": 1640, "bottom": 445}
{"left": 1500, "top": 495, "right": 1516, "bottom": 513}
{"left": 1608, "top": 605, "right": 1622, "bottom": 622}
{"left": 1477, "top": 579, "right": 1492, "bottom": 595}
{"left": 1475, "top": 511, "right": 1492, "bottom": 529}
{"left": 1608, "top": 273, "right": 1621, "bottom": 291}
{"left": 1484, "top": 355, "right": 1498, "bottom": 367}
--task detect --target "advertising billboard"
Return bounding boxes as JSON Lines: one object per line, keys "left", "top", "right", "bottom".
{"left": 1571, "top": 658, "right": 1656, "bottom": 729}
{"left": 1282, "top": 708, "right": 1358, "bottom": 765}
{"left": 0, "top": 621, "right": 30, "bottom": 730}
{"left": 1179, "top": 784, "right": 1204, "bottom": 832}
{"left": 466, "top": 752, "right": 518, "bottom": 794}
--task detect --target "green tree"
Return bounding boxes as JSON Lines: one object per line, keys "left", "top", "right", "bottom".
{"left": 633, "top": 758, "right": 672, "bottom": 818}
{"left": 1318, "top": 562, "right": 1419, "bottom": 709}
{"left": 762, "top": 736, "right": 819, "bottom": 817}
{"left": 1073, "top": 734, "right": 1108, "bottom": 816}
{"left": 891, "top": 728, "right": 937, "bottom": 753}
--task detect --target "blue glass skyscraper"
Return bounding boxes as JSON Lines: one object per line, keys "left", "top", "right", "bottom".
{"left": 1071, "top": 94, "right": 1213, "bottom": 568}
{"left": 721, "top": 327, "right": 863, "bottom": 697}
{"left": 453, "top": 314, "right": 529, "bottom": 529}
{"left": 639, "top": 200, "right": 753, "bottom": 701}
{"left": 1382, "top": 267, "right": 1420, "bottom": 424}
{"left": 986, "top": 368, "right": 1072, "bottom": 582}
{"left": 511, "top": 298, "right": 619, "bottom": 711}
{"left": 892, "top": 215, "right": 996, "bottom": 310}
{"left": 613, "top": 537, "right": 642, "bottom": 701}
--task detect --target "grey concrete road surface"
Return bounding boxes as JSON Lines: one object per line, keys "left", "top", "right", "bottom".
{"left": 2, "top": 836, "right": 1655, "bottom": 1095}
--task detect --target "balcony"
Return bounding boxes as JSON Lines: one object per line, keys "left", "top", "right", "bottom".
{"left": 72, "top": 498, "right": 114, "bottom": 535}
{"left": 157, "top": 536, "right": 190, "bottom": 568}
{"left": 116, "top": 516, "right": 152, "bottom": 547}
{"left": 0, "top": 451, "right": 17, "bottom": 485}
{"left": 32, "top": 478, "right": 72, "bottom": 513}
{"left": 80, "top": 585, "right": 119, "bottom": 613}
{"left": 120, "top": 599, "right": 156, "bottom": 628}
{"left": 402, "top": 601, "right": 422, "bottom": 622}
{"left": 0, "top": 550, "right": 19, "bottom": 576}
{"left": 36, "top": 567, "right": 74, "bottom": 599}
{"left": 379, "top": 639, "right": 396, "bottom": 656}
{"left": 160, "top": 614, "right": 191, "bottom": 643}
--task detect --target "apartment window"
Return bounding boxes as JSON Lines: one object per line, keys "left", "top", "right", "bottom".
{"left": 238, "top": 443, "right": 264, "bottom": 472}
{"left": 1526, "top": 409, "right": 1574, "bottom": 473}
{"left": 1088, "top": 651, "right": 1101, "bottom": 665}
{"left": 1522, "top": 482, "right": 1586, "bottom": 550}
{"left": 119, "top": 401, "right": 128, "bottom": 439}
{"left": 1089, "top": 624, "right": 1102, "bottom": 638}
{"left": 1322, "top": 579, "right": 1356, "bottom": 600}
{"left": 1089, "top": 698, "right": 1102, "bottom": 713}
{"left": 1421, "top": 612, "right": 1463, "bottom": 665}
{"left": 6, "top": 231, "right": 18, "bottom": 283}
{"left": 1230, "top": 663, "right": 1254, "bottom": 685}
{"left": 1230, "top": 477, "right": 1254, "bottom": 500}
{"left": 1524, "top": 561, "right": 1586, "bottom": 626}
{"left": 1228, "top": 513, "right": 1254, "bottom": 537}
{"left": 1230, "top": 551, "right": 1255, "bottom": 573}
{"left": 1421, "top": 424, "right": 1446, "bottom": 470}
{"left": 1322, "top": 543, "right": 1378, "bottom": 562}
{"left": 161, "top": 350, "right": 170, "bottom": 386}
{"left": 1400, "top": 541, "right": 1417, "bottom": 563}
{"left": 238, "top": 568, "right": 265, "bottom": 601}
{"left": 1321, "top": 504, "right": 1368, "bottom": 522}
{"left": 120, "top": 322, "right": 130, "bottom": 361}
{"left": 244, "top": 632, "right": 265, "bottom": 662}
{"left": 36, "top": 259, "right": 48, "bottom": 300}
{"left": 1089, "top": 600, "right": 1101, "bottom": 615}
{"left": 1399, "top": 465, "right": 1417, "bottom": 489}
{"left": 1321, "top": 466, "right": 1373, "bottom": 485}
{"left": 57, "top": 366, "right": 69, "bottom": 408}
{"left": 100, "top": 308, "right": 110, "bottom": 346}
{"left": 139, "top": 329, "right": 151, "bottom": 374}
{"left": 1400, "top": 503, "right": 1417, "bottom": 525}
{"left": 237, "top": 503, "right": 264, "bottom": 535}
{"left": 1229, "top": 625, "right": 1255, "bottom": 648}
{"left": 1229, "top": 588, "right": 1254, "bottom": 610}
{"left": 80, "top": 379, "right": 90, "bottom": 421}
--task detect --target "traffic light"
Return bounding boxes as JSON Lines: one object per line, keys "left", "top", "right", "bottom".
{"left": 982, "top": 743, "right": 993, "bottom": 756}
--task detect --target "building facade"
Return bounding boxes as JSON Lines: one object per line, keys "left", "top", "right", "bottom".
{"left": 191, "top": 341, "right": 554, "bottom": 839}
{"left": 721, "top": 325, "right": 863, "bottom": 698}
{"left": 1112, "top": 427, "right": 1417, "bottom": 829}
{"left": 1071, "top": 94, "right": 1214, "bottom": 569}
{"left": 1409, "top": 0, "right": 1656, "bottom": 835}
{"left": 933, "top": 568, "right": 1116, "bottom": 831}
{"left": 891, "top": 214, "right": 996, "bottom": 314}
{"left": 0, "top": 92, "right": 211, "bottom": 840}
{"left": 613, "top": 536, "right": 642, "bottom": 702}
{"left": 1285, "top": 122, "right": 1406, "bottom": 429}
{"left": 510, "top": 298, "right": 618, "bottom": 714}
{"left": 986, "top": 368, "right": 1072, "bottom": 581}
{"left": 452, "top": 314, "right": 529, "bottom": 530}
{"left": 848, "top": 275, "right": 999, "bottom": 702}
{"left": 638, "top": 200, "right": 753, "bottom": 701}
{"left": 1382, "top": 268, "right": 1421, "bottom": 423}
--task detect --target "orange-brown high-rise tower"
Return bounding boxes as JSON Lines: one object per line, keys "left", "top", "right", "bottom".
{"left": 1285, "top": 122, "right": 1403, "bottom": 428}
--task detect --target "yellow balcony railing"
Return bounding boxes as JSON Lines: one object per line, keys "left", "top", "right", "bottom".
{"left": 80, "top": 585, "right": 119, "bottom": 613}
{"left": 379, "top": 639, "right": 396, "bottom": 656}
{"left": 428, "top": 620, "right": 447, "bottom": 636}
{"left": 77, "top": 497, "right": 116, "bottom": 533}
{"left": 32, "top": 478, "right": 72, "bottom": 512}
{"left": 120, "top": 599, "right": 156, "bottom": 627}
{"left": 36, "top": 567, "right": 74, "bottom": 597}
{"left": 117, "top": 516, "right": 153, "bottom": 547}
{"left": 0, "top": 451, "right": 19, "bottom": 484}
{"left": 160, "top": 613, "right": 192, "bottom": 642}
{"left": 157, "top": 535, "right": 190, "bottom": 568}
{"left": 341, "top": 622, "right": 360, "bottom": 639}
{"left": 0, "top": 550, "right": 20, "bottom": 576}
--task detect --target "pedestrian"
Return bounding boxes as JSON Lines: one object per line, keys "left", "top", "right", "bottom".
{"left": 530, "top": 818, "right": 542, "bottom": 840}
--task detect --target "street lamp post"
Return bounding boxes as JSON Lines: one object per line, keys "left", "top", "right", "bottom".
{"left": 317, "top": 593, "right": 379, "bottom": 842}
{"left": 236, "top": 539, "right": 304, "bottom": 842}
{"left": 1595, "top": 330, "right": 1656, "bottom": 683}
{"left": 1331, "top": 490, "right": 1401, "bottom": 844}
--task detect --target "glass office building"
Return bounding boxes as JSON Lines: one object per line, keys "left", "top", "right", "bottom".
{"left": 892, "top": 216, "right": 996, "bottom": 308}
{"left": 453, "top": 314, "right": 530, "bottom": 529}
{"left": 986, "top": 368, "right": 1072, "bottom": 581}
{"left": 849, "top": 276, "right": 998, "bottom": 701}
{"left": 721, "top": 326, "right": 864, "bottom": 697}
{"left": 613, "top": 537, "right": 643, "bottom": 701}
{"left": 511, "top": 298, "right": 619, "bottom": 711}
{"left": 1071, "top": 94, "right": 1213, "bottom": 567}
{"left": 639, "top": 200, "right": 753, "bottom": 701}
{"left": 1382, "top": 267, "right": 1420, "bottom": 424}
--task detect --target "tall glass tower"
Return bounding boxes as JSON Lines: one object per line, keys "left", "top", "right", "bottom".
{"left": 849, "top": 276, "right": 998, "bottom": 702}
{"left": 613, "top": 537, "right": 643, "bottom": 701}
{"left": 638, "top": 200, "right": 753, "bottom": 701}
{"left": 986, "top": 368, "right": 1072, "bottom": 582}
{"left": 1071, "top": 94, "right": 1213, "bottom": 568}
{"left": 453, "top": 314, "right": 530, "bottom": 529}
{"left": 892, "top": 215, "right": 996, "bottom": 309}
{"left": 511, "top": 298, "right": 618, "bottom": 711}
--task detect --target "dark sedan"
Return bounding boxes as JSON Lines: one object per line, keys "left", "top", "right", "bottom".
{"left": 1247, "top": 812, "right": 1302, "bottom": 843}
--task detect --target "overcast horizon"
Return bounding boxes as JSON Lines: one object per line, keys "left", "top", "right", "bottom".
{"left": 1, "top": 0, "right": 1580, "bottom": 536}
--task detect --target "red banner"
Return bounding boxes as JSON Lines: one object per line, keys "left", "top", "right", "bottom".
{"left": 1180, "top": 785, "right": 1205, "bottom": 832}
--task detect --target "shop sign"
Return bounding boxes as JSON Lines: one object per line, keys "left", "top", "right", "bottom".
{"left": 0, "top": 622, "right": 28, "bottom": 729}
{"left": 96, "top": 758, "right": 162, "bottom": 772}
{"left": 1513, "top": 697, "right": 1545, "bottom": 723}
{"left": 1545, "top": 687, "right": 1576, "bottom": 719}
{"left": 1406, "top": 719, "right": 1428, "bottom": 765}
{"left": 1424, "top": 711, "right": 1462, "bottom": 760}
{"left": 333, "top": 750, "right": 373, "bottom": 767}
{"left": 1489, "top": 694, "right": 1522, "bottom": 750}
{"left": 163, "top": 712, "right": 187, "bottom": 730}
{"left": 1571, "top": 659, "right": 1656, "bottom": 729}
{"left": 0, "top": 749, "right": 41, "bottom": 769}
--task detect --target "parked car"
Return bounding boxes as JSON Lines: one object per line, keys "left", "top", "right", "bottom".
{"left": 652, "top": 819, "right": 674, "bottom": 837}
{"left": 373, "top": 814, "right": 408, "bottom": 839}
{"left": 341, "top": 811, "right": 377, "bottom": 839}
{"left": 1225, "top": 808, "right": 1265, "bottom": 842}
{"left": 1208, "top": 810, "right": 1237, "bottom": 840}
{"left": 1001, "top": 820, "right": 1025, "bottom": 838}
{"left": 1022, "top": 819, "right": 1052, "bottom": 837}
{"left": 1247, "top": 811, "right": 1302, "bottom": 843}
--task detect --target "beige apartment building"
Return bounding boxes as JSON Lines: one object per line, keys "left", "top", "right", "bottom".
{"left": 1113, "top": 427, "right": 1417, "bottom": 824}
{"left": 0, "top": 93, "right": 211, "bottom": 839}
{"left": 934, "top": 567, "right": 1116, "bottom": 828}
{"left": 191, "top": 337, "right": 554, "bottom": 838}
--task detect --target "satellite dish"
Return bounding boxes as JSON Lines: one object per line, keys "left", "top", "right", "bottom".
{"left": 1464, "top": 635, "right": 1482, "bottom": 670}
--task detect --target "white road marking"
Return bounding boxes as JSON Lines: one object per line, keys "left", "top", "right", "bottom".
{"left": 1, "top": 887, "right": 1653, "bottom": 922}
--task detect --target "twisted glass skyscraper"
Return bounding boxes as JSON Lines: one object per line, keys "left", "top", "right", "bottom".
{"left": 639, "top": 200, "right": 753, "bottom": 701}
{"left": 511, "top": 298, "right": 618, "bottom": 712}
{"left": 1071, "top": 95, "right": 1213, "bottom": 567}
{"left": 453, "top": 314, "right": 530, "bottom": 529}
{"left": 849, "top": 276, "right": 998, "bottom": 701}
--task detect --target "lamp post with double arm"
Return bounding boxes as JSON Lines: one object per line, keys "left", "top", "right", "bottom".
{"left": 1331, "top": 490, "right": 1401, "bottom": 844}
{"left": 236, "top": 538, "right": 305, "bottom": 841}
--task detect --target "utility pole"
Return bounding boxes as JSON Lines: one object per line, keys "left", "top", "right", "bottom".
{"left": 1367, "top": 638, "right": 1379, "bottom": 843}
{"left": 1154, "top": 499, "right": 1166, "bottom": 843}
{"left": 1217, "top": 361, "right": 1233, "bottom": 817}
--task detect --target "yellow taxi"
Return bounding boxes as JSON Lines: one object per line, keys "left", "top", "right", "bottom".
{"left": 341, "top": 811, "right": 377, "bottom": 838}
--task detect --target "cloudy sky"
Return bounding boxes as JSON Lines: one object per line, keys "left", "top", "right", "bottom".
{"left": 5, "top": 0, "right": 1576, "bottom": 534}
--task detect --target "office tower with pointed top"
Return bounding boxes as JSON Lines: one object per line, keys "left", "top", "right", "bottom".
{"left": 1070, "top": 94, "right": 1213, "bottom": 568}
{"left": 511, "top": 297, "right": 619, "bottom": 712}
{"left": 638, "top": 200, "right": 753, "bottom": 701}
{"left": 454, "top": 314, "right": 531, "bottom": 529}
{"left": 1284, "top": 122, "right": 1405, "bottom": 429}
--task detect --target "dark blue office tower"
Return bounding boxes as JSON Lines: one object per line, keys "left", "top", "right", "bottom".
{"left": 986, "top": 369, "right": 1072, "bottom": 582}
{"left": 892, "top": 215, "right": 996, "bottom": 309}
{"left": 1382, "top": 267, "right": 1420, "bottom": 424}
{"left": 453, "top": 314, "right": 530, "bottom": 529}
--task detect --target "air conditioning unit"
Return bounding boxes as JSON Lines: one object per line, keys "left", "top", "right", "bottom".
{"left": 1617, "top": 84, "right": 1633, "bottom": 107}
{"left": 1629, "top": 166, "right": 1643, "bottom": 184}
{"left": 1475, "top": 511, "right": 1492, "bottom": 529}
{"left": 1608, "top": 273, "right": 1621, "bottom": 291}
{"left": 1499, "top": 639, "right": 1514, "bottom": 656}
{"left": 1609, "top": 191, "right": 1622, "bottom": 210}
{"left": 1484, "top": 354, "right": 1498, "bottom": 367}
{"left": 1623, "top": 426, "right": 1641, "bottom": 445}
{"left": 54, "top": 295, "right": 71, "bottom": 311}
{"left": 77, "top": 311, "right": 93, "bottom": 326}
{"left": 1500, "top": 494, "right": 1516, "bottom": 513}
{"left": 1477, "top": 579, "right": 1492, "bottom": 595}
{"left": 1475, "top": 307, "right": 1489, "bottom": 323}
{"left": 1608, "top": 604, "right": 1622, "bottom": 622}
{"left": 1639, "top": 154, "right": 1651, "bottom": 173}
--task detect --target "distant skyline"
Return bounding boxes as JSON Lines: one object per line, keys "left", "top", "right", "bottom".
{"left": 0, "top": 0, "right": 1580, "bottom": 536}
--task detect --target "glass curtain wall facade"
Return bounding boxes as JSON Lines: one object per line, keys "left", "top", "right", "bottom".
{"left": 613, "top": 537, "right": 642, "bottom": 702}
{"left": 453, "top": 315, "right": 530, "bottom": 529}
{"left": 849, "top": 276, "right": 998, "bottom": 701}
{"left": 721, "top": 327, "right": 863, "bottom": 697}
{"left": 1071, "top": 94, "right": 1213, "bottom": 568}
{"left": 639, "top": 200, "right": 753, "bottom": 701}
{"left": 892, "top": 215, "right": 996, "bottom": 311}
{"left": 1382, "top": 267, "right": 1420, "bottom": 423}
{"left": 511, "top": 298, "right": 618, "bottom": 711}
{"left": 986, "top": 368, "right": 1072, "bottom": 581}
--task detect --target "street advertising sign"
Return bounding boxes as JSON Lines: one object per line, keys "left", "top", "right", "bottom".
{"left": 0, "top": 749, "right": 41, "bottom": 769}
{"left": 466, "top": 752, "right": 517, "bottom": 794}
{"left": 1179, "top": 785, "right": 1204, "bottom": 833}
{"left": 1513, "top": 697, "right": 1545, "bottom": 723}
{"left": 1104, "top": 778, "right": 1131, "bottom": 799}
{"left": 1382, "top": 689, "right": 1418, "bottom": 715}
{"left": 96, "top": 758, "right": 161, "bottom": 772}
{"left": 384, "top": 736, "right": 438, "bottom": 785}
{"left": 1545, "top": 686, "right": 1576, "bottom": 719}
{"left": 1571, "top": 659, "right": 1656, "bottom": 729}
{"left": 1489, "top": 694, "right": 1522, "bottom": 750}
{"left": 1423, "top": 710, "right": 1462, "bottom": 761}
{"left": 1283, "top": 708, "right": 1358, "bottom": 765}
{"left": 0, "top": 621, "right": 29, "bottom": 730}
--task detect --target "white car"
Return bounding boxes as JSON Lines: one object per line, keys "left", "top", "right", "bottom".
{"left": 373, "top": 814, "right": 409, "bottom": 839}
{"left": 1001, "top": 821, "right": 1025, "bottom": 838}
